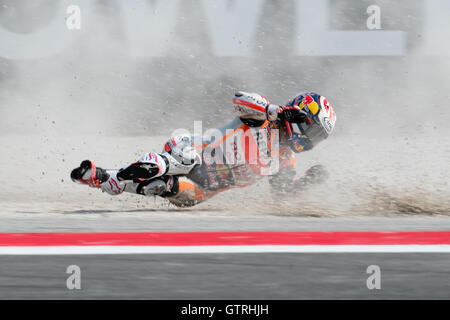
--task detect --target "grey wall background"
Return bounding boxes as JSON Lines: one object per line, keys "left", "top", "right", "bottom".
{"left": 0, "top": 0, "right": 448, "bottom": 138}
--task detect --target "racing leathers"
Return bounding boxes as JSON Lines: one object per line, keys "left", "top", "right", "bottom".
{"left": 71, "top": 91, "right": 329, "bottom": 207}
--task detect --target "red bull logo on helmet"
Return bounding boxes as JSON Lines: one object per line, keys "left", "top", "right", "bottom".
{"left": 299, "top": 94, "right": 320, "bottom": 116}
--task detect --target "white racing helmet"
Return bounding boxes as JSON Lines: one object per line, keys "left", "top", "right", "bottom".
{"left": 162, "top": 134, "right": 201, "bottom": 175}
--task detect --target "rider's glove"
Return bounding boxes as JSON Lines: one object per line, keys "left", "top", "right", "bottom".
{"left": 266, "top": 104, "right": 308, "bottom": 123}
{"left": 266, "top": 104, "right": 281, "bottom": 121}
{"left": 276, "top": 105, "right": 309, "bottom": 123}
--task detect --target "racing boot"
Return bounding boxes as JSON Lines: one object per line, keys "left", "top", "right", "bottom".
{"left": 71, "top": 160, "right": 125, "bottom": 195}
{"left": 70, "top": 160, "right": 109, "bottom": 188}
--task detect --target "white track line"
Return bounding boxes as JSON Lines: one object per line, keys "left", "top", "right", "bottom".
{"left": 0, "top": 245, "right": 450, "bottom": 255}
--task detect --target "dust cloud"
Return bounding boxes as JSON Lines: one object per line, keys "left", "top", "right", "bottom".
{"left": 0, "top": 0, "right": 448, "bottom": 216}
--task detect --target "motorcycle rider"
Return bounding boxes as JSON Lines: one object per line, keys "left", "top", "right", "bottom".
{"left": 71, "top": 91, "right": 336, "bottom": 206}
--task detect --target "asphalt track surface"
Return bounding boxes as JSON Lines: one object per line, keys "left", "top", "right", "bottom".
{"left": 1, "top": 215, "right": 450, "bottom": 233}
{"left": 0, "top": 216, "right": 449, "bottom": 299}
{"left": 0, "top": 253, "right": 449, "bottom": 299}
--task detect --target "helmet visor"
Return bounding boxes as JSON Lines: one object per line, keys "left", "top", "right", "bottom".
{"left": 292, "top": 121, "right": 328, "bottom": 148}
